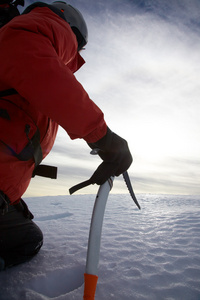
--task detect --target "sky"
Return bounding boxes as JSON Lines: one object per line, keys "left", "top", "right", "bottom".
{"left": 20, "top": 0, "right": 200, "bottom": 198}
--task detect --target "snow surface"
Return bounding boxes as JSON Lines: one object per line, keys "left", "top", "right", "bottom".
{"left": 0, "top": 193, "right": 200, "bottom": 300}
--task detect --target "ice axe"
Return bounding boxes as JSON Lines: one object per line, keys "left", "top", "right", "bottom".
{"left": 70, "top": 173, "right": 140, "bottom": 299}
{"left": 70, "top": 172, "right": 140, "bottom": 300}
{"left": 69, "top": 151, "right": 140, "bottom": 299}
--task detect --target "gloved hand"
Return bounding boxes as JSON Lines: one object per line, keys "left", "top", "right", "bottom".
{"left": 88, "top": 127, "right": 132, "bottom": 185}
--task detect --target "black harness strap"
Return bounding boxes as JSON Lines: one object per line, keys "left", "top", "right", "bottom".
{"left": 0, "top": 89, "right": 57, "bottom": 180}
{"left": 0, "top": 88, "right": 18, "bottom": 97}
{"left": 32, "top": 165, "right": 57, "bottom": 179}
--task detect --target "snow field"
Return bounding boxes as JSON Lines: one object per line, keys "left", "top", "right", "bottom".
{"left": 0, "top": 193, "right": 200, "bottom": 299}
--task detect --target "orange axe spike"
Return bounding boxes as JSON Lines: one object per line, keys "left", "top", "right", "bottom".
{"left": 83, "top": 273, "right": 98, "bottom": 300}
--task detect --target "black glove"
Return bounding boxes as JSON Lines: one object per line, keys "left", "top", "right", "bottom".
{"left": 88, "top": 127, "right": 133, "bottom": 185}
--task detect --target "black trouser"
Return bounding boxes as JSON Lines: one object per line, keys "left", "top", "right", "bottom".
{"left": 0, "top": 192, "right": 43, "bottom": 270}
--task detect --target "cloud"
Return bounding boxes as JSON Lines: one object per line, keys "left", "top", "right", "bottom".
{"left": 21, "top": 0, "right": 200, "bottom": 197}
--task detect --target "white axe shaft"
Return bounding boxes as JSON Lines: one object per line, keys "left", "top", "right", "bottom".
{"left": 85, "top": 178, "right": 113, "bottom": 276}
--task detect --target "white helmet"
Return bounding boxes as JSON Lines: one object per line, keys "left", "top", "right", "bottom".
{"left": 52, "top": 1, "right": 88, "bottom": 51}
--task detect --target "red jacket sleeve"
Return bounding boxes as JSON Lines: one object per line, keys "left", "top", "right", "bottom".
{"left": 0, "top": 8, "right": 107, "bottom": 143}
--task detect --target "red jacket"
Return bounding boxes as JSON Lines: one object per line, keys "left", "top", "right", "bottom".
{"left": 0, "top": 7, "right": 107, "bottom": 203}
